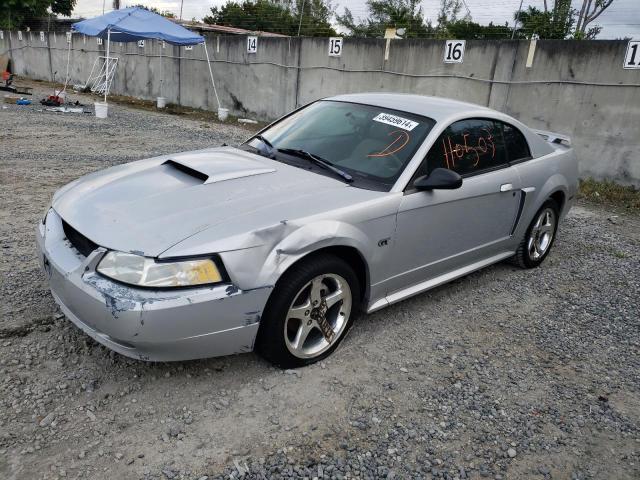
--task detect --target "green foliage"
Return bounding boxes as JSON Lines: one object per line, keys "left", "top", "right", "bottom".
{"left": 0, "top": 0, "right": 76, "bottom": 29}
{"left": 336, "top": 0, "right": 433, "bottom": 38}
{"left": 203, "top": 0, "right": 336, "bottom": 37}
{"left": 579, "top": 178, "right": 640, "bottom": 213}
{"left": 131, "top": 4, "right": 175, "bottom": 18}
{"left": 514, "top": 0, "right": 611, "bottom": 39}
{"left": 515, "top": 3, "right": 574, "bottom": 39}
{"left": 446, "top": 21, "right": 513, "bottom": 40}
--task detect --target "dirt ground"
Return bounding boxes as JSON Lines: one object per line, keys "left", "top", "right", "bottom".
{"left": 1, "top": 83, "right": 639, "bottom": 480}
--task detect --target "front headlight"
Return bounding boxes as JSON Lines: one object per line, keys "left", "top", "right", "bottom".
{"left": 97, "top": 251, "right": 224, "bottom": 288}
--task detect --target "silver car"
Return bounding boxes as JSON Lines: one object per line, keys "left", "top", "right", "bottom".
{"left": 37, "top": 94, "right": 578, "bottom": 367}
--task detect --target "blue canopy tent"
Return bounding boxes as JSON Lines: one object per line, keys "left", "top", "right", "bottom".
{"left": 72, "top": 7, "right": 221, "bottom": 112}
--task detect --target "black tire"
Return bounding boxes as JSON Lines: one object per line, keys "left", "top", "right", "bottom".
{"left": 512, "top": 199, "right": 560, "bottom": 269}
{"left": 256, "top": 254, "right": 360, "bottom": 368}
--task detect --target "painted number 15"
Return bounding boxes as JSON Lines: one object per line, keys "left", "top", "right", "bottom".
{"left": 329, "top": 37, "right": 343, "bottom": 57}
{"left": 624, "top": 41, "right": 640, "bottom": 69}
{"left": 444, "top": 40, "right": 465, "bottom": 64}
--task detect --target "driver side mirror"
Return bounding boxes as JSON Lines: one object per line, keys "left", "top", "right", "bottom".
{"left": 413, "top": 168, "right": 462, "bottom": 191}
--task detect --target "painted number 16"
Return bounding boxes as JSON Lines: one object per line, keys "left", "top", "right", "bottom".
{"left": 444, "top": 40, "right": 465, "bottom": 64}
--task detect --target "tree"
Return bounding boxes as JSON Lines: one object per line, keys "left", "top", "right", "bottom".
{"left": 336, "top": 0, "right": 433, "bottom": 38}
{"left": 0, "top": 0, "right": 76, "bottom": 30}
{"left": 132, "top": 5, "right": 175, "bottom": 18}
{"left": 436, "top": 0, "right": 462, "bottom": 36}
{"left": 574, "top": 0, "right": 614, "bottom": 39}
{"left": 446, "top": 20, "right": 512, "bottom": 40}
{"left": 203, "top": 0, "right": 336, "bottom": 37}
{"left": 515, "top": 3, "right": 574, "bottom": 39}
{"left": 515, "top": 0, "right": 614, "bottom": 40}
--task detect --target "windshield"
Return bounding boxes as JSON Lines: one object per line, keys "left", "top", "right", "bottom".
{"left": 244, "top": 100, "right": 436, "bottom": 190}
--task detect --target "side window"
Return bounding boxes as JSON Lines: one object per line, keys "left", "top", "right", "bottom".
{"left": 500, "top": 122, "right": 531, "bottom": 162}
{"left": 423, "top": 119, "right": 507, "bottom": 177}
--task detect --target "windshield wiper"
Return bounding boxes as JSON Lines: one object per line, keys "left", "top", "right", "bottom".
{"left": 252, "top": 134, "right": 275, "bottom": 157}
{"left": 277, "top": 148, "right": 353, "bottom": 183}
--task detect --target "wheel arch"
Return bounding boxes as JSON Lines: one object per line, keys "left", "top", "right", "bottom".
{"left": 293, "top": 246, "right": 368, "bottom": 304}
{"left": 549, "top": 189, "right": 566, "bottom": 212}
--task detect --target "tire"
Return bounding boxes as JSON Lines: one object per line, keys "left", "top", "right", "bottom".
{"left": 256, "top": 254, "right": 360, "bottom": 368}
{"left": 512, "top": 199, "right": 560, "bottom": 269}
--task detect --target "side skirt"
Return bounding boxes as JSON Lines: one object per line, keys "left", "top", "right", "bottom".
{"left": 367, "top": 251, "right": 514, "bottom": 313}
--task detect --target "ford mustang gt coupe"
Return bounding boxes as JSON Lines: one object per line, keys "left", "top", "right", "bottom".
{"left": 37, "top": 93, "right": 578, "bottom": 367}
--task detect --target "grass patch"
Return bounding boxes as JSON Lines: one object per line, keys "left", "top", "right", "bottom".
{"left": 579, "top": 178, "right": 640, "bottom": 213}
{"left": 106, "top": 94, "right": 266, "bottom": 132}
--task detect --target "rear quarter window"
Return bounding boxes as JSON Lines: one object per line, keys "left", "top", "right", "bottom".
{"left": 501, "top": 122, "right": 531, "bottom": 162}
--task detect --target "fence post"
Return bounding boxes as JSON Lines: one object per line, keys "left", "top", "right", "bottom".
{"left": 47, "top": 32, "right": 54, "bottom": 82}
{"left": 294, "top": 37, "right": 302, "bottom": 109}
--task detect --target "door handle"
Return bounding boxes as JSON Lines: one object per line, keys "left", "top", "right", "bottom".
{"left": 500, "top": 183, "right": 513, "bottom": 192}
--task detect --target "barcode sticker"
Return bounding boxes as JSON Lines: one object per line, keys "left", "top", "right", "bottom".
{"left": 373, "top": 113, "right": 419, "bottom": 131}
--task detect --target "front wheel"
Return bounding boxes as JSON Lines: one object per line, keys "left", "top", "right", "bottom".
{"left": 256, "top": 254, "right": 360, "bottom": 368}
{"left": 512, "top": 199, "right": 559, "bottom": 269}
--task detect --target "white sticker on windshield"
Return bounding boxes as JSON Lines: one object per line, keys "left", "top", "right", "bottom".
{"left": 373, "top": 113, "right": 419, "bottom": 131}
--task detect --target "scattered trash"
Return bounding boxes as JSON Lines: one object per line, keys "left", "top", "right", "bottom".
{"left": 217, "top": 107, "right": 229, "bottom": 121}
{"left": 16, "top": 98, "right": 31, "bottom": 105}
{"left": 3, "top": 95, "right": 19, "bottom": 103}
{"left": 94, "top": 101, "right": 108, "bottom": 118}
{"left": 41, "top": 97, "right": 63, "bottom": 107}
{"left": 0, "top": 58, "right": 34, "bottom": 95}
{"left": 45, "top": 106, "right": 87, "bottom": 113}
{"left": 238, "top": 118, "right": 258, "bottom": 124}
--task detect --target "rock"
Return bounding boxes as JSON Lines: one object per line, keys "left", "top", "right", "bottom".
{"left": 39, "top": 413, "right": 55, "bottom": 427}
{"left": 507, "top": 448, "right": 517, "bottom": 458}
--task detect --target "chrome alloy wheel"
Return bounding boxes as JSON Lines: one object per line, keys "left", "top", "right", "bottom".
{"left": 527, "top": 207, "right": 556, "bottom": 261}
{"left": 284, "top": 274, "right": 352, "bottom": 359}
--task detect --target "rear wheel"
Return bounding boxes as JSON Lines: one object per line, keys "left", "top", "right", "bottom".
{"left": 512, "top": 199, "right": 559, "bottom": 269}
{"left": 256, "top": 254, "right": 360, "bottom": 368}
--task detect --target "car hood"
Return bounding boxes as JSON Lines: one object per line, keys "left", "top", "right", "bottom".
{"left": 53, "top": 147, "right": 380, "bottom": 257}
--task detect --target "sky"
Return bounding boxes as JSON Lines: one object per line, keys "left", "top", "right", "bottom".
{"left": 72, "top": 0, "right": 640, "bottom": 39}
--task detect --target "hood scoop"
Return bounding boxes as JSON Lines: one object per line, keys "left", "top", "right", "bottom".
{"left": 163, "top": 151, "right": 276, "bottom": 185}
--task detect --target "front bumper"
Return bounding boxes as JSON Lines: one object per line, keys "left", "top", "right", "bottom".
{"left": 36, "top": 209, "right": 272, "bottom": 361}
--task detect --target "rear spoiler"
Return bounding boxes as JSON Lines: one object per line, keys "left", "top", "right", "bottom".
{"left": 532, "top": 129, "right": 572, "bottom": 147}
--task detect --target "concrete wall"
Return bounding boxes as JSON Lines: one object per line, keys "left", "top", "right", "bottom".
{"left": 2, "top": 31, "right": 639, "bottom": 185}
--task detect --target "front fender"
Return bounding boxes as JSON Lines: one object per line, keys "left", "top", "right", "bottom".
{"left": 220, "top": 220, "right": 375, "bottom": 291}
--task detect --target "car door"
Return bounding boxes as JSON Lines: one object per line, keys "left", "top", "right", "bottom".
{"left": 384, "top": 118, "right": 523, "bottom": 295}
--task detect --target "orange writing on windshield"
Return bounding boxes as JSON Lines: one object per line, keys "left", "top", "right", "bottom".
{"left": 442, "top": 129, "right": 495, "bottom": 169}
{"left": 368, "top": 130, "right": 410, "bottom": 158}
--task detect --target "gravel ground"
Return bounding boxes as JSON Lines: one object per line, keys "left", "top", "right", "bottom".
{"left": 1, "top": 84, "right": 639, "bottom": 480}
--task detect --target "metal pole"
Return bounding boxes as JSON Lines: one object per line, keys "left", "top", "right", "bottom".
{"left": 105, "top": 28, "right": 110, "bottom": 103}
{"left": 202, "top": 41, "right": 221, "bottom": 110}
{"left": 180, "top": 0, "right": 184, "bottom": 20}
{"left": 511, "top": 0, "right": 523, "bottom": 39}
{"left": 160, "top": 43, "right": 163, "bottom": 98}
{"left": 297, "top": 0, "right": 305, "bottom": 37}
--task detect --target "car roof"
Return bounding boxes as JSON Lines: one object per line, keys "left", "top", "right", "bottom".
{"left": 325, "top": 93, "right": 494, "bottom": 122}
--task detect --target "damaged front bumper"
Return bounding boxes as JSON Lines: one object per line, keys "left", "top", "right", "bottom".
{"left": 36, "top": 209, "right": 271, "bottom": 362}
